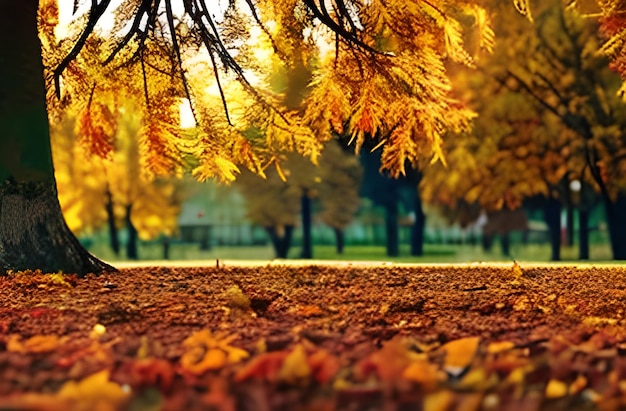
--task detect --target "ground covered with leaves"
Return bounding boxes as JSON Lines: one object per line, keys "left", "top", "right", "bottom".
{"left": 2, "top": 263, "right": 626, "bottom": 410}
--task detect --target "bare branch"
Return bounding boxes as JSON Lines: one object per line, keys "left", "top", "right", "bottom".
{"left": 54, "top": 0, "right": 113, "bottom": 98}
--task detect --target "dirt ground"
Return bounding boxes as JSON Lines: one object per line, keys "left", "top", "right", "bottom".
{"left": 1, "top": 262, "right": 626, "bottom": 410}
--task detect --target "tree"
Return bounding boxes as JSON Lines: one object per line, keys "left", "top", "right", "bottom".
{"left": 317, "top": 141, "right": 363, "bottom": 254}
{"left": 3, "top": 0, "right": 625, "bottom": 275}
{"left": 0, "top": 2, "right": 112, "bottom": 274}
{"left": 236, "top": 159, "right": 302, "bottom": 259}
{"left": 237, "top": 141, "right": 361, "bottom": 258}
{"left": 423, "top": 0, "right": 626, "bottom": 260}
{"left": 52, "top": 97, "right": 187, "bottom": 260}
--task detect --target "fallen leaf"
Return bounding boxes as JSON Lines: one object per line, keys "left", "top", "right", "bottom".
{"left": 129, "top": 358, "right": 175, "bottom": 392}
{"left": 234, "top": 350, "right": 289, "bottom": 382}
{"left": 57, "top": 370, "right": 130, "bottom": 411}
{"left": 7, "top": 334, "right": 64, "bottom": 354}
{"left": 569, "top": 374, "right": 588, "bottom": 395}
{"left": 180, "top": 330, "right": 249, "bottom": 375}
{"left": 486, "top": 341, "right": 515, "bottom": 354}
{"left": 511, "top": 261, "right": 523, "bottom": 279}
{"left": 423, "top": 389, "right": 454, "bottom": 411}
{"left": 403, "top": 357, "right": 442, "bottom": 389}
{"left": 278, "top": 344, "right": 311, "bottom": 384}
{"left": 354, "top": 336, "right": 418, "bottom": 385}
{"left": 442, "top": 337, "right": 480, "bottom": 376}
{"left": 545, "top": 378, "right": 568, "bottom": 398}
{"left": 307, "top": 348, "right": 341, "bottom": 384}
{"left": 181, "top": 346, "right": 227, "bottom": 374}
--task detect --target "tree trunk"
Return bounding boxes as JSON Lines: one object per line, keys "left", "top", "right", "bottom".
{"left": 579, "top": 208, "right": 589, "bottom": 260}
{"left": 105, "top": 186, "right": 120, "bottom": 256}
{"left": 544, "top": 197, "right": 562, "bottom": 262}
{"left": 410, "top": 191, "right": 426, "bottom": 256}
{"left": 162, "top": 237, "right": 170, "bottom": 260}
{"left": 605, "top": 193, "right": 626, "bottom": 260}
{"left": 265, "top": 226, "right": 294, "bottom": 259}
{"left": 500, "top": 233, "right": 511, "bottom": 257}
{"left": 385, "top": 203, "right": 399, "bottom": 257}
{"left": 125, "top": 205, "right": 138, "bottom": 260}
{"left": 481, "top": 234, "right": 494, "bottom": 252}
{"left": 300, "top": 192, "right": 312, "bottom": 259}
{"left": 333, "top": 227, "right": 345, "bottom": 254}
{"left": 566, "top": 204, "right": 575, "bottom": 247}
{"left": 0, "top": 2, "right": 113, "bottom": 275}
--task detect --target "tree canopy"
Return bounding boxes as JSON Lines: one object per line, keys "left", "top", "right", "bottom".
{"left": 38, "top": 1, "right": 626, "bottom": 181}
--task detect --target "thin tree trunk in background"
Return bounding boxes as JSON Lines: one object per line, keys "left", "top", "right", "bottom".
{"left": 125, "top": 204, "right": 138, "bottom": 260}
{"left": 385, "top": 204, "right": 399, "bottom": 257}
{"left": 566, "top": 204, "right": 575, "bottom": 247}
{"left": 482, "top": 234, "right": 494, "bottom": 252}
{"left": 333, "top": 228, "right": 345, "bottom": 254}
{"left": 300, "top": 192, "right": 312, "bottom": 259}
{"left": 605, "top": 194, "right": 626, "bottom": 260}
{"left": 579, "top": 208, "right": 589, "bottom": 260}
{"left": 105, "top": 186, "right": 120, "bottom": 256}
{"left": 0, "top": 1, "right": 113, "bottom": 275}
{"left": 265, "top": 226, "right": 294, "bottom": 259}
{"left": 500, "top": 233, "right": 511, "bottom": 257}
{"left": 410, "top": 190, "right": 425, "bottom": 256}
{"left": 544, "top": 197, "right": 562, "bottom": 262}
{"left": 162, "top": 237, "right": 170, "bottom": 260}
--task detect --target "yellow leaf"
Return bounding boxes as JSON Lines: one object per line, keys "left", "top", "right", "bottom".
{"left": 511, "top": 261, "right": 523, "bottom": 279}
{"left": 278, "top": 344, "right": 311, "bottom": 384}
{"left": 7, "top": 334, "right": 64, "bottom": 354}
{"left": 424, "top": 390, "right": 455, "bottom": 411}
{"left": 214, "top": 157, "right": 240, "bottom": 182}
{"left": 57, "top": 370, "right": 129, "bottom": 411}
{"left": 545, "top": 379, "right": 568, "bottom": 398}
{"left": 486, "top": 341, "right": 516, "bottom": 354}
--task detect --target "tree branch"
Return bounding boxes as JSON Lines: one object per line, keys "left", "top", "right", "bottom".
{"left": 54, "top": 0, "right": 112, "bottom": 98}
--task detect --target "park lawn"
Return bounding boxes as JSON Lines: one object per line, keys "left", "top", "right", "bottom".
{"left": 86, "top": 242, "right": 618, "bottom": 264}
{"left": 1, "top": 262, "right": 626, "bottom": 410}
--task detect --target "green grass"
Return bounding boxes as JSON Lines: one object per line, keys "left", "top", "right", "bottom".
{"left": 87, "top": 240, "right": 618, "bottom": 264}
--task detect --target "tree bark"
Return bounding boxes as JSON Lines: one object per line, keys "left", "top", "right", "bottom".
{"left": 300, "top": 192, "right": 313, "bottom": 259}
{"left": 125, "top": 205, "right": 138, "bottom": 260}
{"left": 544, "top": 197, "right": 561, "bottom": 262}
{"left": 385, "top": 203, "right": 399, "bottom": 257}
{"left": 0, "top": 2, "right": 113, "bottom": 275}
{"left": 605, "top": 193, "right": 626, "bottom": 260}
{"left": 333, "top": 227, "right": 345, "bottom": 254}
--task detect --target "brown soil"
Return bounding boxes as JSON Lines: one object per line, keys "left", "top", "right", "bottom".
{"left": 1, "top": 263, "right": 626, "bottom": 410}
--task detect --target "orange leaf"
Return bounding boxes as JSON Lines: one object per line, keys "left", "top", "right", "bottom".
{"left": 403, "top": 357, "right": 442, "bottom": 389}
{"left": 7, "top": 334, "right": 64, "bottom": 354}
{"left": 307, "top": 349, "right": 341, "bottom": 384}
{"left": 234, "top": 351, "right": 289, "bottom": 383}
{"left": 442, "top": 337, "right": 480, "bottom": 375}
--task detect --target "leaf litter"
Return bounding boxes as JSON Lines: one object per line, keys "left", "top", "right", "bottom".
{"left": 1, "top": 263, "right": 626, "bottom": 410}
